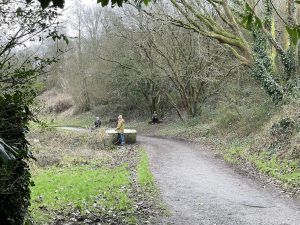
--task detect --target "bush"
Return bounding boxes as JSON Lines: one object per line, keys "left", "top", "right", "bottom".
{"left": 53, "top": 99, "right": 73, "bottom": 113}
{"left": 0, "top": 93, "right": 33, "bottom": 225}
{"left": 268, "top": 117, "right": 298, "bottom": 155}
{"left": 215, "top": 105, "right": 240, "bottom": 129}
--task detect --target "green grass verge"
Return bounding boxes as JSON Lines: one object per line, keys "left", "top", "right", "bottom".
{"left": 30, "top": 147, "right": 164, "bottom": 224}
{"left": 136, "top": 149, "right": 168, "bottom": 220}
{"left": 137, "top": 150, "right": 155, "bottom": 189}
{"left": 30, "top": 164, "right": 134, "bottom": 224}
{"left": 224, "top": 145, "right": 300, "bottom": 187}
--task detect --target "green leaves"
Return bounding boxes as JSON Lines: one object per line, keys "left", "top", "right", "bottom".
{"left": 241, "top": 14, "right": 253, "bottom": 30}
{"left": 255, "top": 17, "right": 262, "bottom": 29}
{"left": 0, "top": 139, "right": 18, "bottom": 164}
{"left": 16, "top": 7, "right": 23, "bottom": 16}
{"left": 47, "top": 30, "right": 69, "bottom": 45}
{"left": 98, "top": 0, "right": 110, "bottom": 7}
{"left": 27, "top": 0, "right": 151, "bottom": 8}
{"left": 242, "top": 1, "right": 300, "bottom": 45}
{"left": 39, "top": 0, "right": 52, "bottom": 8}
{"left": 143, "top": 0, "right": 150, "bottom": 6}
{"left": 26, "top": 0, "right": 65, "bottom": 9}
{"left": 241, "top": 3, "right": 262, "bottom": 30}
{"left": 286, "top": 26, "right": 300, "bottom": 45}
{"left": 241, "top": 15, "right": 262, "bottom": 30}
{"left": 38, "top": 0, "right": 64, "bottom": 9}
{"left": 96, "top": 0, "right": 151, "bottom": 7}
{"left": 97, "top": 0, "right": 128, "bottom": 7}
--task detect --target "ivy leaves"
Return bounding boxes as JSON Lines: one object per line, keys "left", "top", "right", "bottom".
{"left": 26, "top": 0, "right": 65, "bottom": 9}
{"left": 32, "top": 0, "right": 151, "bottom": 8}
{"left": 242, "top": 2, "right": 300, "bottom": 45}
{"left": 241, "top": 3, "right": 262, "bottom": 30}
{"left": 286, "top": 26, "right": 300, "bottom": 45}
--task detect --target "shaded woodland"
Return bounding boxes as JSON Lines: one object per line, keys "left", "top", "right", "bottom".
{"left": 44, "top": 0, "right": 300, "bottom": 119}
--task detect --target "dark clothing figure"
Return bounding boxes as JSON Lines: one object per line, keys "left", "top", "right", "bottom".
{"left": 152, "top": 111, "right": 158, "bottom": 124}
{"left": 94, "top": 117, "right": 101, "bottom": 128}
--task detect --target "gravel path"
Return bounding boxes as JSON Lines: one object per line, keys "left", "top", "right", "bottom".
{"left": 139, "top": 136, "right": 300, "bottom": 225}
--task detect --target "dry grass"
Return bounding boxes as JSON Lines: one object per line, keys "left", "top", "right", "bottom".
{"left": 27, "top": 127, "right": 111, "bottom": 169}
{"left": 37, "top": 90, "right": 75, "bottom": 116}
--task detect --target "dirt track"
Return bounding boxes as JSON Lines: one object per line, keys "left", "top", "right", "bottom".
{"left": 139, "top": 136, "right": 300, "bottom": 225}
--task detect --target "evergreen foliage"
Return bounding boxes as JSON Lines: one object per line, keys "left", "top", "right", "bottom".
{"left": 251, "top": 29, "right": 283, "bottom": 103}
{"left": 0, "top": 1, "right": 65, "bottom": 224}
{"left": 0, "top": 93, "right": 34, "bottom": 225}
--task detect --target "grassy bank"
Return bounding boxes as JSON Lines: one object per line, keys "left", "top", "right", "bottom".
{"left": 30, "top": 164, "right": 133, "bottom": 224}
{"left": 224, "top": 145, "right": 300, "bottom": 189}
{"left": 137, "top": 151, "right": 156, "bottom": 189}
{"left": 28, "top": 128, "right": 164, "bottom": 224}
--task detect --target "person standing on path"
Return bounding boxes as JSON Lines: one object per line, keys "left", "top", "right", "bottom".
{"left": 115, "top": 115, "right": 125, "bottom": 145}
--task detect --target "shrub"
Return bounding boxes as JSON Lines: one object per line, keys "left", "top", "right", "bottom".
{"left": 215, "top": 105, "right": 240, "bottom": 129}
{"left": 53, "top": 99, "right": 73, "bottom": 113}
